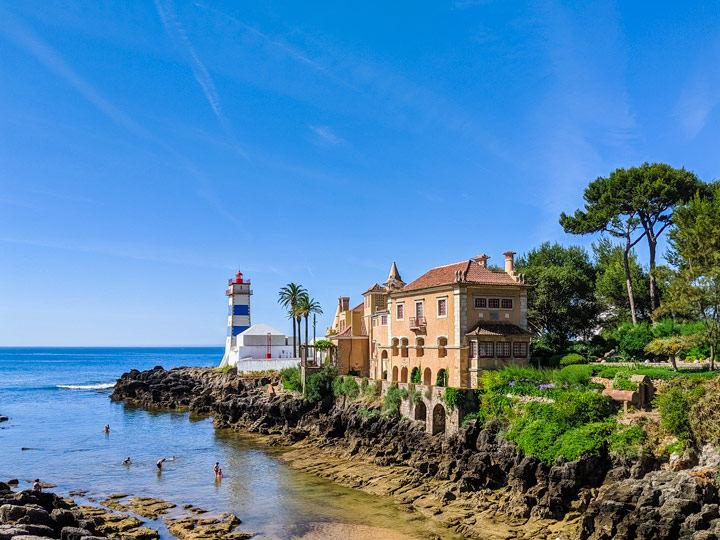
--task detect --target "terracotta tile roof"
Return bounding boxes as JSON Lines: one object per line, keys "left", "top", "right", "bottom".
{"left": 334, "top": 319, "right": 367, "bottom": 337}
{"left": 352, "top": 302, "right": 364, "bottom": 312}
{"left": 465, "top": 322, "right": 533, "bottom": 336}
{"left": 402, "top": 260, "right": 522, "bottom": 292}
{"left": 362, "top": 283, "right": 385, "bottom": 295}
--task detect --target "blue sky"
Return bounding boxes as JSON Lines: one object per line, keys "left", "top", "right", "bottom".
{"left": 1, "top": 1, "right": 719, "bottom": 346}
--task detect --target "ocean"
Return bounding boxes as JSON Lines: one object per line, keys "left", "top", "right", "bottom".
{"left": 0, "top": 348, "right": 460, "bottom": 540}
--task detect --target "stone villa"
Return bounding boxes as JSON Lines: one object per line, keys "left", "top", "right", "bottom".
{"left": 329, "top": 252, "right": 533, "bottom": 390}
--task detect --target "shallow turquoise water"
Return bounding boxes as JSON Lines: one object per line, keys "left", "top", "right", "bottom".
{"left": 0, "top": 348, "right": 463, "bottom": 540}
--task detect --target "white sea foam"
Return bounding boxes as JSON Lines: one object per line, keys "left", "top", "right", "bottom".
{"left": 57, "top": 383, "right": 115, "bottom": 390}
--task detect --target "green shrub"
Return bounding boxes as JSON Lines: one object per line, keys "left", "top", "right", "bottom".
{"left": 436, "top": 369, "right": 447, "bottom": 387}
{"left": 560, "top": 353, "right": 587, "bottom": 366}
{"left": 280, "top": 366, "right": 301, "bottom": 392}
{"left": 333, "top": 376, "right": 360, "bottom": 399}
{"left": 399, "top": 388, "right": 422, "bottom": 406}
{"left": 609, "top": 424, "right": 647, "bottom": 458}
{"left": 612, "top": 370, "right": 638, "bottom": 391}
{"left": 611, "top": 321, "right": 654, "bottom": 358}
{"left": 304, "top": 366, "right": 337, "bottom": 403}
{"left": 383, "top": 383, "right": 402, "bottom": 415}
{"left": 689, "top": 378, "right": 720, "bottom": 444}
{"left": 557, "top": 364, "right": 594, "bottom": 386}
{"left": 360, "top": 377, "right": 369, "bottom": 390}
{"left": 548, "top": 354, "right": 565, "bottom": 367}
{"left": 410, "top": 367, "right": 422, "bottom": 384}
{"left": 504, "top": 391, "right": 618, "bottom": 464}
{"left": 655, "top": 377, "right": 702, "bottom": 442}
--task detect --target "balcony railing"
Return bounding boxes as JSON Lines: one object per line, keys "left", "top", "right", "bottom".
{"left": 409, "top": 316, "right": 426, "bottom": 329}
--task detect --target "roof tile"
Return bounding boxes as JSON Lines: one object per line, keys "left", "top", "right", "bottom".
{"left": 402, "top": 260, "right": 522, "bottom": 291}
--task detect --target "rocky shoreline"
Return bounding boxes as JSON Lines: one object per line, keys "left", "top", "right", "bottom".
{"left": 0, "top": 481, "right": 249, "bottom": 540}
{"left": 111, "top": 366, "right": 720, "bottom": 540}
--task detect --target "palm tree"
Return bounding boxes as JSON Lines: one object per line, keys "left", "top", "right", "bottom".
{"left": 296, "top": 295, "right": 323, "bottom": 350}
{"left": 278, "top": 283, "right": 307, "bottom": 358}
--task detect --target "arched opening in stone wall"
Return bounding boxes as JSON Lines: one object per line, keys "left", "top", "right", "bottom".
{"left": 400, "top": 338, "right": 409, "bottom": 358}
{"left": 423, "top": 367, "right": 432, "bottom": 386}
{"left": 391, "top": 338, "right": 399, "bottom": 356}
{"left": 392, "top": 365, "right": 398, "bottom": 382}
{"left": 436, "top": 369, "right": 447, "bottom": 387}
{"left": 381, "top": 350, "right": 388, "bottom": 380}
{"left": 400, "top": 366, "right": 408, "bottom": 383}
{"left": 414, "top": 401, "right": 427, "bottom": 422}
{"left": 410, "top": 367, "right": 421, "bottom": 384}
{"left": 415, "top": 337, "right": 424, "bottom": 357}
{"left": 432, "top": 404, "right": 446, "bottom": 435}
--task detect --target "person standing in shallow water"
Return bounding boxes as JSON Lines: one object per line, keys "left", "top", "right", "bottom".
{"left": 157, "top": 458, "right": 166, "bottom": 470}
{"left": 104, "top": 424, "right": 110, "bottom": 434}
{"left": 213, "top": 462, "right": 219, "bottom": 476}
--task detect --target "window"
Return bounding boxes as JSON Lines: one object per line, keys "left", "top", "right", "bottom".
{"left": 469, "top": 341, "right": 477, "bottom": 358}
{"left": 372, "top": 318, "right": 378, "bottom": 327}
{"left": 437, "top": 298, "right": 447, "bottom": 317}
{"left": 488, "top": 298, "right": 500, "bottom": 309}
{"left": 513, "top": 342, "right": 528, "bottom": 358}
{"left": 415, "top": 301, "right": 424, "bottom": 319}
{"left": 381, "top": 315, "right": 388, "bottom": 325}
{"left": 396, "top": 303, "right": 404, "bottom": 320}
{"left": 501, "top": 298, "right": 513, "bottom": 309}
{"left": 478, "top": 342, "right": 494, "bottom": 358}
{"left": 497, "top": 342, "right": 511, "bottom": 358}
{"left": 474, "top": 297, "right": 486, "bottom": 309}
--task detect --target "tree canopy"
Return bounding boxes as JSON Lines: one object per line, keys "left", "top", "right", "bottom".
{"left": 515, "top": 243, "right": 598, "bottom": 351}
{"left": 560, "top": 163, "right": 704, "bottom": 323}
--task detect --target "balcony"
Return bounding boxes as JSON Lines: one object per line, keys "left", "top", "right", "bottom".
{"left": 409, "top": 316, "right": 426, "bottom": 329}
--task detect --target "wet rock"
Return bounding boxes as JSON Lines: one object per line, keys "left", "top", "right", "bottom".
{"left": 60, "top": 526, "right": 93, "bottom": 540}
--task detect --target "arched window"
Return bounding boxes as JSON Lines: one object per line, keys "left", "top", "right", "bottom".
{"left": 410, "top": 367, "right": 421, "bottom": 384}
{"left": 391, "top": 338, "right": 399, "bottom": 356}
{"left": 392, "top": 365, "right": 398, "bottom": 382}
{"left": 436, "top": 369, "right": 447, "bottom": 387}
{"left": 400, "top": 338, "right": 409, "bottom": 358}
{"left": 400, "top": 366, "right": 408, "bottom": 383}
{"left": 415, "top": 337, "right": 425, "bottom": 357}
{"left": 423, "top": 367, "right": 432, "bottom": 386}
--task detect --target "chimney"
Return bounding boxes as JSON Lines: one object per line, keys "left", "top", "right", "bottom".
{"left": 339, "top": 297, "right": 350, "bottom": 311}
{"left": 504, "top": 251, "right": 516, "bottom": 275}
{"left": 473, "top": 254, "right": 490, "bottom": 268}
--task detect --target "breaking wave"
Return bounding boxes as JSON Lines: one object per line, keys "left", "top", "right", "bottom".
{"left": 56, "top": 382, "right": 115, "bottom": 390}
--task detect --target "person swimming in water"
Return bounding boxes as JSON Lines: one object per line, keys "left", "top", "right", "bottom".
{"left": 104, "top": 424, "right": 110, "bottom": 434}
{"left": 157, "top": 458, "right": 166, "bottom": 470}
{"left": 123, "top": 457, "right": 131, "bottom": 465}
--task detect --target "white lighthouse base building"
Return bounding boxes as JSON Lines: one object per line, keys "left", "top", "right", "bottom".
{"left": 220, "top": 323, "right": 299, "bottom": 372}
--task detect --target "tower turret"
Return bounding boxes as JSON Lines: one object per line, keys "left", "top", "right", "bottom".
{"left": 220, "top": 270, "right": 253, "bottom": 367}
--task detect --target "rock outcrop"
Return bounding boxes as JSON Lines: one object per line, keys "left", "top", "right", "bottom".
{"left": 111, "top": 367, "right": 720, "bottom": 540}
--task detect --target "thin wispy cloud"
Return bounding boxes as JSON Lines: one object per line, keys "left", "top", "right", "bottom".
{"left": 154, "top": 0, "right": 229, "bottom": 132}
{"left": 0, "top": 5, "right": 249, "bottom": 235}
{"left": 0, "top": 6, "right": 151, "bottom": 140}
{"left": 675, "top": 35, "right": 720, "bottom": 139}
{"left": 308, "top": 125, "right": 344, "bottom": 145}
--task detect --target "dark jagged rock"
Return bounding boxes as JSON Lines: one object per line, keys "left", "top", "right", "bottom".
{"left": 112, "top": 366, "right": 720, "bottom": 540}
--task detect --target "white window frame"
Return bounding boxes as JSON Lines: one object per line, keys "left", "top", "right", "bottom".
{"left": 381, "top": 314, "right": 388, "bottom": 326}
{"left": 396, "top": 302, "right": 404, "bottom": 321}
{"left": 436, "top": 296, "right": 448, "bottom": 318}
{"left": 414, "top": 300, "right": 424, "bottom": 320}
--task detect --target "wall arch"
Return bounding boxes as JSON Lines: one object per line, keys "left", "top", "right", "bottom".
{"left": 436, "top": 368, "right": 447, "bottom": 387}
{"left": 400, "top": 366, "right": 408, "bottom": 383}
{"left": 423, "top": 367, "right": 432, "bottom": 386}
{"left": 432, "top": 404, "right": 446, "bottom": 435}
{"left": 414, "top": 401, "right": 427, "bottom": 422}
{"left": 392, "top": 365, "right": 398, "bottom": 382}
